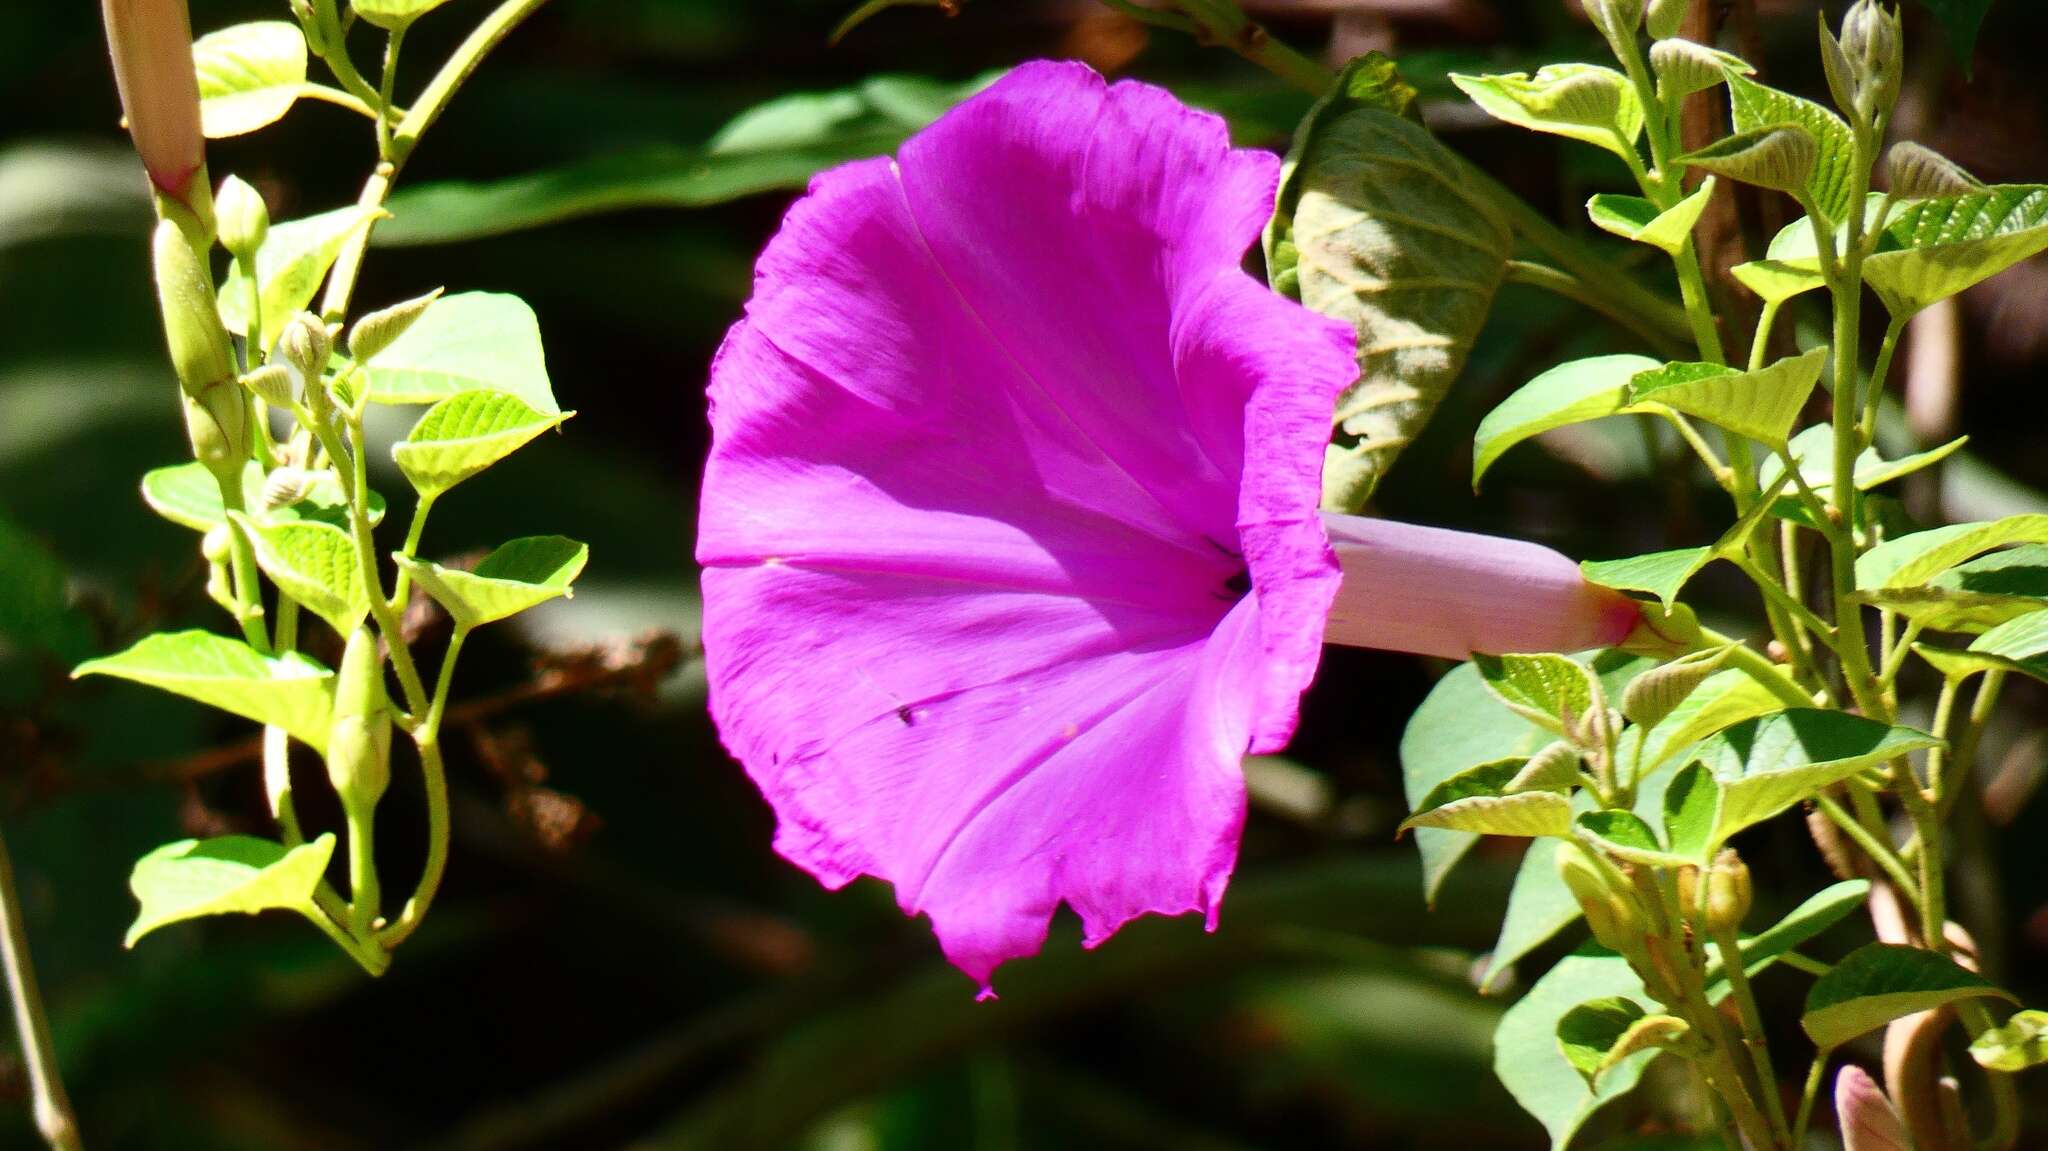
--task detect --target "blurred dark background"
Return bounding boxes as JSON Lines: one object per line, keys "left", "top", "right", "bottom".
{"left": 3, "top": 1, "right": 2046, "bottom": 1147}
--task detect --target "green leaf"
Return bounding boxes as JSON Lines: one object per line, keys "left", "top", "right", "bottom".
{"left": 1691, "top": 711, "right": 1944, "bottom": 847}
{"left": 1587, "top": 178, "right": 1716, "bottom": 256}
{"left": 1915, "top": 0, "right": 1996, "bottom": 72}
{"left": 1864, "top": 186, "right": 2048, "bottom": 317}
{"left": 1803, "top": 942, "right": 2017, "bottom": 1049}
{"left": 1969, "top": 1009, "right": 2048, "bottom": 1072}
{"left": 350, "top": 0, "right": 457, "bottom": 29}
{"left": 0, "top": 514, "right": 89, "bottom": 662}
{"left": 377, "top": 74, "right": 998, "bottom": 246}
{"left": 1473, "top": 653, "right": 1604, "bottom": 738}
{"left": 1857, "top": 543, "right": 2048, "bottom": 634}
{"left": 1650, "top": 38, "right": 1755, "bottom": 99}
{"left": 1401, "top": 758, "right": 1575, "bottom": 838}
{"left": 142, "top": 461, "right": 383, "bottom": 533}
{"left": 1763, "top": 425, "right": 1969, "bottom": 500}
{"left": 218, "top": 205, "right": 382, "bottom": 351}
{"left": 1496, "top": 949, "right": 1655, "bottom": 1150}
{"left": 73, "top": 631, "right": 334, "bottom": 752}
{"left": 1486, "top": 839, "right": 1581, "bottom": 994}
{"left": 1269, "top": 55, "right": 1512, "bottom": 511}
{"left": 394, "top": 536, "right": 587, "bottom": 630}
{"left": 1576, "top": 810, "right": 1692, "bottom": 869}
{"left": 391, "top": 389, "right": 571, "bottom": 498}
{"left": 1622, "top": 645, "right": 1735, "bottom": 728}
{"left": 1717, "top": 879, "right": 1871, "bottom": 982}
{"left": 1557, "top": 998, "right": 1688, "bottom": 1087}
{"left": 1509, "top": 741, "right": 1583, "bottom": 794}
{"left": 1627, "top": 346, "right": 1827, "bottom": 450}
{"left": 1857, "top": 514, "right": 2048, "bottom": 590}
{"left": 1722, "top": 72, "right": 1857, "bottom": 222}
{"left": 1401, "top": 661, "right": 1557, "bottom": 900}
{"left": 191, "top": 22, "right": 307, "bottom": 138}
{"left": 1582, "top": 469, "right": 1791, "bottom": 608}
{"left": 1730, "top": 258, "right": 1826, "bottom": 304}
{"left": 362, "top": 292, "right": 559, "bottom": 413}
{"left": 1472, "top": 354, "right": 1663, "bottom": 488}
{"left": 1677, "top": 125, "right": 1818, "bottom": 200}
{"left": 126, "top": 834, "right": 336, "bottom": 947}
{"left": 1452, "top": 65, "right": 1646, "bottom": 163}
{"left": 229, "top": 514, "right": 367, "bottom": 638}
{"left": 1638, "top": 669, "right": 1787, "bottom": 774}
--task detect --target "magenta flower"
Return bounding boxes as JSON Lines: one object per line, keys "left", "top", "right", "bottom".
{"left": 698, "top": 60, "right": 1641, "bottom": 991}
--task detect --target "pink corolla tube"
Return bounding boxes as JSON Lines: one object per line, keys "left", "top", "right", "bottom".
{"left": 100, "top": 0, "right": 206, "bottom": 204}
{"left": 697, "top": 60, "right": 1646, "bottom": 993}
{"left": 1835, "top": 1065, "right": 1913, "bottom": 1151}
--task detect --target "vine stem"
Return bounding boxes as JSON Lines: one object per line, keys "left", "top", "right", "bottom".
{"left": 378, "top": 627, "right": 466, "bottom": 948}
{"left": 1792, "top": 1047, "right": 1833, "bottom": 1148}
{"left": 0, "top": 825, "right": 83, "bottom": 1151}
{"left": 1502, "top": 260, "right": 1691, "bottom": 356}
{"left": 1713, "top": 923, "right": 1794, "bottom": 1145}
{"left": 1699, "top": 628, "right": 1814, "bottom": 709}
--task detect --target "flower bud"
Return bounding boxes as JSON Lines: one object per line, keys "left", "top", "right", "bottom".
{"left": 260, "top": 466, "right": 319, "bottom": 511}
{"left": 347, "top": 288, "right": 442, "bottom": 363}
{"left": 151, "top": 219, "right": 235, "bottom": 399}
{"left": 201, "top": 524, "right": 231, "bottom": 565}
{"left": 215, "top": 175, "right": 269, "bottom": 260}
{"left": 277, "top": 311, "right": 332, "bottom": 380}
{"left": 1557, "top": 843, "right": 1647, "bottom": 955}
{"left": 1321, "top": 514, "right": 1642, "bottom": 660}
{"left": 327, "top": 627, "right": 393, "bottom": 811}
{"left": 100, "top": 0, "right": 206, "bottom": 206}
{"left": 1582, "top": 0, "right": 1644, "bottom": 56}
{"left": 1704, "top": 847, "right": 1752, "bottom": 932}
{"left": 1823, "top": 1, "right": 1903, "bottom": 128}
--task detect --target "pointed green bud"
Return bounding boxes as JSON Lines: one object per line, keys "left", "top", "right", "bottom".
{"left": 1646, "top": 0, "right": 1689, "bottom": 40}
{"left": 277, "top": 311, "right": 332, "bottom": 380}
{"left": 1825, "top": 0, "right": 1903, "bottom": 128}
{"left": 1650, "top": 38, "right": 1753, "bottom": 99}
{"left": 1704, "top": 848, "right": 1752, "bottom": 932}
{"left": 1679, "top": 124, "right": 1818, "bottom": 197}
{"left": 260, "top": 465, "right": 318, "bottom": 511}
{"left": 1557, "top": 843, "right": 1647, "bottom": 955}
{"left": 150, "top": 218, "right": 235, "bottom": 398}
{"left": 1582, "top": 0, "right": 1644, "bottom": 56}
{"left": 327, "top": 627, "right": 393, "bottom": 810}
{"left": 347, "top": 288, "right": 442, "bottom": 363}
{"left": 215, "top": 175, "right": 269, "bottom": 260}
{"left": 241, "top": 363, "right": 295, "bottom": 409}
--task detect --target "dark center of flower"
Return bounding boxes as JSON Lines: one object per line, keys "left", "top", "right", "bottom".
{"left": 1223, "top": 567, "right": 1252, "bottom": 598}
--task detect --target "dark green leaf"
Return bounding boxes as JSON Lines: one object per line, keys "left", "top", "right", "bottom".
{"left": 1804, "top": 943, "right": 2016, "bottom": 1048}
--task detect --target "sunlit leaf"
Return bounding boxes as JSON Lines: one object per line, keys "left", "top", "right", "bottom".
{"left": 1473, "top": 354, "right": 1663, "bottom": 488}
{"left": 1473, "top": 653, "right": 1603, "bottom": 738}
{"left": 391, "top": 389, "right": 571, "bottom": 498}
{"left": 1622, "top": 645, "right": 1735, "bottom": 728}
{"left": 191, "top": 22, "right": 307, "bottom": 138}
{"left": 1581, "top": 471, "right": 1791, "bottom": 607}
{"left": 350, "top": 0, "right": 457, "bottom": 29}
{"left": 1587, "top": 178, "right": 1715, "bottom": 256}
{"left": 126, "top": 834, "right": 335, "bottom": 947}
{"left": 230, "top": 513, "right": 368, "bottom": 638}
{"left": 363, "top": 292, "right": 559, "bottom": 413}
{"left": 1722, "top": 72, "right": 1857, "bottom": 221}
{"left": 1857, "top": 514, "right": 2048, "bottom": 590}
{"left": 142, "top": 460, "right": 384, "bottom": 533}
{"left": 1969, "top": 1009, "right": 2048, "bottom": 1072}
{"left": 1864, "top": 186, "right": 2048, "bottom": 317}
{"left": 394, "top": 536, "right": 587, "bottom": 630}
{"left": 1691, "top": 711, "right": 1943, "bottom": 847}
{"left": 218, "top": 204, "right": 382, "bottom": 351}
{"left": 73, "top": 630, "right": 334, "bottom": 751}
{"left": 1496, "top": 949, "right": 1655, "bottom": 1150}
{"left": 1452, "top": 65, "right": 1645, "bottom": 163}
{"left": 1576, "top": 810, "right": 1691, "bottom": 869}
{"left": 1402, "top": 758, "right": 1574, "bottom": 838}
{"left": 1804, "top": 943, "right": 2016, "bottom": 1049}
{"left": 1627, "top": 346, "right": 1827, "bottom": 450}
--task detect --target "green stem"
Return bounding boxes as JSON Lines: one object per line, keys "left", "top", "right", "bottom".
{"left": 1937, "top": 671, "right": 2003, "bottom": 824}
{"left": 1700, "top": 628, "right": 1815, "bottom": 709}
{"left": 321, "top": 0, "right": 554, "bottom": 322}
{"left": 374, "top": 25, "right": 406, "bottom": 162}
{"left": 1733, "top": 557, "right": 1838, "bottom": 648}
{"left": 386, "top": 493, "right": 436, "bottom": 614}
{"left": 343, "top": 796, "right": 380, "bottom": 938}
{"left": 1860, "top": 314, "right": 1908, "bottom": 443}
{"left": 1673, "top": 240, "right": 1727, "bottom": 365}
{"left": 1900, "top": 784, "right": 1947, "bottom": 950}
{"left": 308, "top": 0, "right": 383, "bottom": 111}
{"left": 294, "top": 82, "right": 383, "bottom": 120}
{"left": 1170, "top": 0, "right": 1331, "bottom": 95}
{"left": 0, "top": 824, "right": 83, "bottom": 1151}
{"left": 216, "top": 482, "right": 272, "bottom": 655}
{"left": 378, "top": 627, "right": 464, "bottom": 948}
{"left": 1502, "top": 260, "right": 1694, "bottom": 354}
{"left": 1792, "top": 1047, "right": 1833, "bottom": 1149}
{"left": 304, "top": 892, "right": 390, "bottom": 975}
{"left": 1749, "top": 301, "right": 1783, "bottom": 373}
{"left": 1713, "top": 923, "right": 1794, "bottom": 1145}
{"left": 1815, "top": 793, "right": 1921, "bottom": 907}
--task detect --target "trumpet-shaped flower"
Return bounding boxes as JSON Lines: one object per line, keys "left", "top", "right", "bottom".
{"left": 698, "top": 61, "right": 1640, "bottom": 991}
{"left": 100, "top": 0, "right": 205, "bottom": 203}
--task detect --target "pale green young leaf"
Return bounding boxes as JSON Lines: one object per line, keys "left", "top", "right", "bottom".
{"left": 218, "top": 205, "right": 382, "bottom": 351}
{"left": 1868, "top": 546, "right": 2048, "bottom": 634}
{"left": 1677, "top": 125, "right": 1817, "bottom": 200}
{"left": 1473, "top": 653, "right": 1604, "bottom": 738}
{"left": 1576, "top": 810, "right": 1692, "bottom": 869}
{"left": 1730, "top": 258, "right": 1825, "bottom": 303}
{"left": 1969, "top": 1010, "right": 2048, "bottom": 1072}
{"left": 1649, "top": 38, "right": 1753, "bottom": 99}
{"left": 1857, "top": 514, "right": 2048, "bottom": 590}
{"left": 1913, "top": 641, "right": 2048, "bottom": 685}
{"left": 73, "top": 631, "right": 335, "bottom": 751}
{"left": 1701, "top": 879, "right": 1870, "bottom": 991}
{"left": 1638, "top": 669, "right": 1787, "bottom": 773}
{"left": 1451, "top": 65, "right": 1645, "bottom": 163}
{"left": 191, "top": 22, "right": 307, "bottom": 138}
{"left": 1865, "top": 186, "right": 2048, "bottom": 317}
{"left": 1627, "top": 346, "right": 1827, "bottom": 450}
{"left": 362, "top": 292, "right": 559, "bottom": 413}
{"left": 126, "top": 833, "right": 335, "bottom": 947}
{"left": 1270, "top": 56, "right": 1511, "bottom": 510}
{"left": 1485, "top": 839, "right": 1581, "bottom": 994}
{"left": 1661, "top": 762, "right": 1720, "bottom": 862}
{"left": 1508, "top": 741, "right": 1583, "bottom": 794}
{"left": 350, "top": 0, "right": 457, "bottom": 29}
{"left": 1804, "top": 943, "right": 2017, "bottom": 1049}
{"left": 394, "top": 536, "right": 587, "bottom": 630}
{"left": 1586, "top": 178, "right": 1716, "bottom": 256}
{"left": 1495, "top": 950, "right": 1655, "bottom": 1150}
{"left": 347, "top": 287, "right": 443, "bottom": 363}
{"left": 1760, "top": 425, "right": 1968, "bottom": 498}
{"left": 229, "top": 513, "right": 367, "bottom": 637}
{"left": 1472, "top": 354, "right": 1663, "bottom": 487}
{"left": 1401, "top": 757, "right": 1574, "bottom": 838}
{"left": 1693, "top": 710, "right": 1943, "bottom": 845}
{"left": 1582, "top": 470, "right": 1791, "bottom": 608}
{"left": 1621, "top": 645, "right": 1735, "bottom": 728}
{"left": 392, "top": 389, "right": 571, "bottom": 498}
{"left": 1888, "top": 141, "right": 1984, "bottom": 200}
{"left": 1722, "top": 72, "right": 1857, "bottom": 221}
